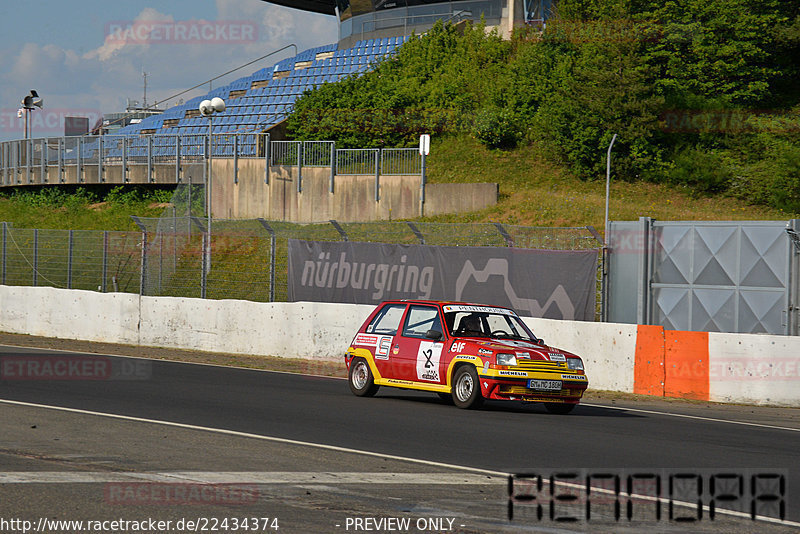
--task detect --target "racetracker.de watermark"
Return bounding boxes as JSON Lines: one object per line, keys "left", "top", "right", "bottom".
{"left": 0, "top": 108, "right": 101, "bottom": 136}
{"left": 105, "top": 20, "right": 259, "bottom": 44}
{"left": 105, "top": 482, "right": 260, "bottom": 506}
{"left": 534, "top": 18, "right": 667, "bottom": 44}
{"left": 0, "top": 356, "right": 151, "bottom": 381}
{"left": 660, "top": 109, "right": 800, "bottom": 134}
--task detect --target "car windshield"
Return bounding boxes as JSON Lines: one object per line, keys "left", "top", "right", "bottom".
{"left": 443, "top": 307, "right": 537, "bottom": 341}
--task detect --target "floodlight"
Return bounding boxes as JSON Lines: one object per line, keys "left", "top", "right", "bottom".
{"left": 210, "top": 97, "right": 225, "bottom": 113}
{"left": 22, "top": 89, "right": 43, "bottom": 109}
{"left": 199, "top": 99, "right": 212, "bottom": 116}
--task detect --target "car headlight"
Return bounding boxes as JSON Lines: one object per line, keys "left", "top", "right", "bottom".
{"left": 567, "top": 358, "right": 584, "bottom": 371}
{"left": 496, "top": 353, "right": 517, "bottom": 366}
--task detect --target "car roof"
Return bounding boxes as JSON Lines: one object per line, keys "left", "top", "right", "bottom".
{"left": 380, "top": 299, "right": 514, "bottom": 311}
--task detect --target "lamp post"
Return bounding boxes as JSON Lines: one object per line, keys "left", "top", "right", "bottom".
{"left": 21, "top": 90, "right": 43, "bottom": 139}
{"left": 603, "top": 133, "right": 617, "bottom": 245}
{"left": 199, "top": 97, "right": 225, "bottom": 273}
{"left": 602, "top": 133, "right": 617, "bottom": 322}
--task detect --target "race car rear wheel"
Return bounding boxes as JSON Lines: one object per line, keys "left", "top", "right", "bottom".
{"left": 349, "top": 358, "right": 379, "bottom": 397}
{"left": 544, "top": 402, "right": 575, "bottom": 414}
{"left": 452, "top": 366, "right": 483, "bottom": 409}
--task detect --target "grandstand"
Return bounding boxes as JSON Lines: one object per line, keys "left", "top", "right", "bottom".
{"left": 39, "top": 0, "right": 558, "bottom": 164}
{"left": 98, "top": 37, "right": 408, "bottom": 160}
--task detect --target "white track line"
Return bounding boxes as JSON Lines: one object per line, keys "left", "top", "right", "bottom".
{"left": 0, "top": 472, "right": 497, "bottom": 485}
{"left": 581, "top": 403, "right": 800, "bottom": 433}
{"left": 1, "top": 398, "right": 797, "bottom": 528}
{"left": 0, "top": 342, "right": 343, "bottom": 381}
{"left": 0, "top": 398, "right": 504, "bottom": 477}
{"left": 4, "top": 341, "right": 799, "bottom": 432}
{"left": 5, "top": 342, "right": 800, "bottom": 429}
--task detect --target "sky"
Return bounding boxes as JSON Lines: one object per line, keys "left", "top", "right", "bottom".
{"left": 0, "top": 0, "right": 338, "bottom": 141}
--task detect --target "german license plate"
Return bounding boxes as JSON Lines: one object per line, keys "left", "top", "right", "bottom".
{"left": 528, "top": 379, "right": 562, "bottom": 391}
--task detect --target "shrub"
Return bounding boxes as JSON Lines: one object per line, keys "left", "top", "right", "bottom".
{"left": 665, "top": 148, "right": 733, "bottom": 194}
{"left": 473, "top": 108, "right": 521, "bottom": 149}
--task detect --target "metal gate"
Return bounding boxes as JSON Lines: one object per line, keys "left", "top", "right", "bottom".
{"left": 607, "top": 218, "right": 800, "bottom": 335}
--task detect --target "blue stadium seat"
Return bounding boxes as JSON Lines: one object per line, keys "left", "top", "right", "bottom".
{"left": 109, "top": 38, "right": 399, "bottom": 139}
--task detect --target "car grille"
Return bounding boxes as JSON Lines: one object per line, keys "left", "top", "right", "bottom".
{"left": 498, "top": 385, "right": 582, "bottom": 397}
{"left": 513, "top": 360, "right": 567, "bottom": 372}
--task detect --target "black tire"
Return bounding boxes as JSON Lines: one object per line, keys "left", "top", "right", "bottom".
{"left": 544, "top": 402, "right": 575, "bottom": 415}
{"left": 349, "top": 358, "right": 379, "bottom": 397}
{"left": 436, "top": 392, "right": 453, "bottom": 404}
{"left": 451, "top": 366, "right": 484, "bottom": 409}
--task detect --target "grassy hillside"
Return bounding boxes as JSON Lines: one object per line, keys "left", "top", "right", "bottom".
{"left": 425, "top": 135, "right": 792, "bottom": 228}
{"left": 289, "top": 2, "right": 800, "bottom": 214}
{"left": 0, "top": 186, "right": 188, "bottom": 231}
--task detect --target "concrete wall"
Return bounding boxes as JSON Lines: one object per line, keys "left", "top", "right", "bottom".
{"left": 2, "top": 285, "right": 797, "bottom": 406}
{"left": 3, "top": 162, "right": 497, "bottom": 223}
{"left": 424, "top": 183, "right": 499, "bottom": 217}
{"left": 523, "top": 317, "right": 638, "bottom": 393}
{"left": 0, "top": 285, "right": 370, "bottom": 361}
{"left": 212, "top": 160, "right": 426, "bottom": 222}
{"left": 0, "top": 286, "right": 140, "bottom": 345}
{"left": 708, "top": 333, "right": 800, "bottom": 406}
{"left": 138, "top": 297, "right": 371, "bottom": 359}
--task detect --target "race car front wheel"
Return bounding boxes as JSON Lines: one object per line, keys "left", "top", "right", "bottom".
{"left": 349, "top": 358, "right": 379, "bottom": 397}
{"left": 452, "top": 366, "right": 484, "bottom": 409}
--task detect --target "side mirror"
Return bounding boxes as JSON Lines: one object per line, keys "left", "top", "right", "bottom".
{"left": 425, "top": 329, "right": 443, "bottom": 341}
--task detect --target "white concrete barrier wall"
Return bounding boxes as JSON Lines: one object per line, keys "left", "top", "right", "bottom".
{"left": 708, "top": 332, "right": 800, "bottom": 406}
{"left": 0, "top": 286, "right": 140, "bottom": 344}
{"left": 139, "top": 297, "right": 373, "bottom": 359}
{"left": 2, "top": 285, "right": 799, "bottom": 406}
{"left": 524, "top": 318, "right": 637, "bottom": 393}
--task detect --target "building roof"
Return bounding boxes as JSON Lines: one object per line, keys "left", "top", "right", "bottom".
{"left": 260, "top": 0, "right": 336, "bottom": 16}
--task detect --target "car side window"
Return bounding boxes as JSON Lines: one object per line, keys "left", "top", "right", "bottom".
{"left": 402, "top": 306, "right": 442, "bottom": 339}
{"left": 365, "top": 304, "right": 406, "bottom": 335}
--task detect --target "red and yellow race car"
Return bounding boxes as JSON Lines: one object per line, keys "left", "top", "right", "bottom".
{"left": 345, "top": 300, "right": 588, "bottom": 413}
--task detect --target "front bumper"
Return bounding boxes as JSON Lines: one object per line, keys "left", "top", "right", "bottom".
{"left": 477, "top": 369, "right": 588, "bottom": 404}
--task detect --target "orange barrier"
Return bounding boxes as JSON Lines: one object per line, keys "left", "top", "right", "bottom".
{"left": 634, "top": 325, "right": 710, "bottom": 401}
{"left": 664, "top": 330, "right": 709, "bottom": 401}
{"left": 634, "top": 325, "right": 664, "bottom": 396}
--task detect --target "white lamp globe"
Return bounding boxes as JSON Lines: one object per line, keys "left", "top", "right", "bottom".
{"left": 210, "top": 97, "right": 226, "bottom": 113}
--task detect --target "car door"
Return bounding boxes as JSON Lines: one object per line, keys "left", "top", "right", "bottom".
{"left": 393, "top": 304, "right": 446, "bottom": 384}
{"left": 359, "top": 302, "right": 407, "bottom": 379}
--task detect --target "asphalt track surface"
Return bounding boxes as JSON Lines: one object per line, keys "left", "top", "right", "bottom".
{"left": 1, "top": 343, "right": 799, "bottom": 533}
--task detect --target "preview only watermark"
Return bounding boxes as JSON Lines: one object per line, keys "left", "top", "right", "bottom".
{"left": 336, "top": 517, "right": 462, "bottom": 532}
{"left": 105, "top": 20, "right": 259, "bottom": 44}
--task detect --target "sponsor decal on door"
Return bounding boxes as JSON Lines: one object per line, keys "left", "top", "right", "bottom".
{"left": 416, "top": 341, "right": 443, "bottom": 382}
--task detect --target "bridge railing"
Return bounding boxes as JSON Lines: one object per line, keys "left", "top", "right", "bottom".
{"left": 0, "top": 133, "right": 422, "bottom": 187}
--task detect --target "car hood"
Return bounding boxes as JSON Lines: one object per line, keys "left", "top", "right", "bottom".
{"left": 454, "top": 337, "right": 578, "bottom": 361}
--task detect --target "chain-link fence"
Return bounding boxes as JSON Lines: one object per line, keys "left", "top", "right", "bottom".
{"left": 1, "top": 223, "right": 144, "bottom": 294}
{"left": 1, "top": 218, "right": 603, "bottom": 316}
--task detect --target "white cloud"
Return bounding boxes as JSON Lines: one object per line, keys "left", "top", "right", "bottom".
{"left": 0, "top": 1, "right": 339, "bottom": 140}
{"left": 86, "top": 7, "right": 175, "bottom": 62}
